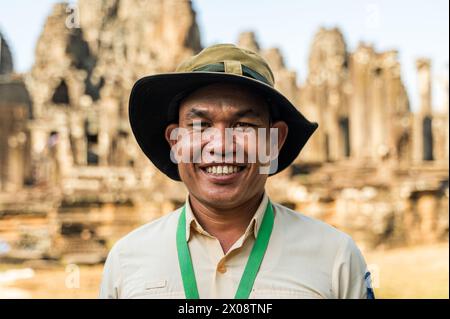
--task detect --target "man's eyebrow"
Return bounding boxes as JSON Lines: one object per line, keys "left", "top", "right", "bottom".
{"left": 184, "top": 108, "right": 211, "bottom": 120}
{"left": 234, "top": 109, "right": 262, "bottom": 118}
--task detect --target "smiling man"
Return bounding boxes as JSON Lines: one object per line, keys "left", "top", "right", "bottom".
{"left": 99, "top": 44, "right": 375, "bottom": 299}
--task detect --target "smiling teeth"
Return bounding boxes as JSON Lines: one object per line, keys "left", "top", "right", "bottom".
{"left": 205, "top": 165, "right": 240, "bottom": 175}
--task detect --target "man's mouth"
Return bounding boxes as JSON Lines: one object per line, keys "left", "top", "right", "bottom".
{"left": 198, "top": 164, "right": 246, "bottom": 176}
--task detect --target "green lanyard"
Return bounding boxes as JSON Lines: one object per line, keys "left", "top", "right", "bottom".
{"left": 176, "top": 201, "right": 275, "bottom": 299}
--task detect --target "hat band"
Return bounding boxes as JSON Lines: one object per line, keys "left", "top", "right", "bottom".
{"left": 193, "top": 63, "right": 272, "bottom": 86}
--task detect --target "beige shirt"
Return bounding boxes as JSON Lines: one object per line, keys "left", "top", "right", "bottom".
{"left": 99, "top": 193, "right": 371, "bottom": 299}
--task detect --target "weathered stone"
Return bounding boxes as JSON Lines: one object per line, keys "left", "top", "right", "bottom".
{"left": 0, "top": 78, "right": 33, "bottom": 192}
{"left": 0, "top": 32, "right": 14, "bottom": 75}
{"left": 0, "top": 6, "right": 448, "bottom": 262}
{"left": 1, "top": 0, "right": 201, "bottom": 262}
{"left": 237, "top": 31, "right": 260, "bottom": 53}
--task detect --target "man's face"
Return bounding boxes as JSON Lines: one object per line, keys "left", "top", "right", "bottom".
{"left": 165, "top": 83, "right": 288, "bottom": 210}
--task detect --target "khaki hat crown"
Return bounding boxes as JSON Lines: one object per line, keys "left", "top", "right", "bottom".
{"left": 176, "top": 44, "right": 275, "bottom": 87}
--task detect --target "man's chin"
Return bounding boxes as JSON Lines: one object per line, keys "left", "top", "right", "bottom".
{"left": 197, "top": 189, "right": 243, "bottom": 207}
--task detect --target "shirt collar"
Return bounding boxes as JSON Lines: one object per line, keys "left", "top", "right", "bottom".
{"left": 184, "top": 192, "right": 270, "bottom": 242}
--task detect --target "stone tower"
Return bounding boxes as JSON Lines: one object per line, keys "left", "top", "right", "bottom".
{"left": 413, "top": 59, "right": 434, "bottom": 161}
{"left": 299, "top": 27, "right": 350, "bottom": 163}
{"left": 26, "top": 0, "right": 202, "bottom": 188}
{"left": 299, "top": 28, "right": 411, "bottom": 165}
{"left": 0, "top": 33, "right": 33, "bottom": 191}
{"left": 0, "top": 32, "right": 14, "bottom": 75}
{"left": 349, "top": 45, "right": 410, "bottom": 162}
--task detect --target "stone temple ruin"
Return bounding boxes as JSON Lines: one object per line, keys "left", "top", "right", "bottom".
{"left": 0, "top": 0, "right": 448, "bottom": 264}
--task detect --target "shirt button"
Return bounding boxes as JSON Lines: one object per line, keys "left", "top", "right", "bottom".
{"left": 217, "top": 263, "right": 227, "bottom": 274}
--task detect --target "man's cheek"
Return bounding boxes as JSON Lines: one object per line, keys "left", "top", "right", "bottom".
{"left": 234, "top": 133, "right": 257, "bottom": 164}
{"left": 178, "top": 163, "right": 196, "bottom": 182}
{"left": 171, "top": 132, "right": 202, "bottom": 164}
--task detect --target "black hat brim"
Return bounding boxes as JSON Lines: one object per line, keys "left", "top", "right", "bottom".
{"left": 129, "top": 72, "right": 318, "bottom": 181}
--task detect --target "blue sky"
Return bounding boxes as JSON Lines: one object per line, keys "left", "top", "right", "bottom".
{"left": 0, "top": 0, "right": 448, "bottom": 111}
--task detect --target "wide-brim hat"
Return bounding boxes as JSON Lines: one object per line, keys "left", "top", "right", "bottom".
{"left": 129, "top": 44, "right": 318, "bottom": 181}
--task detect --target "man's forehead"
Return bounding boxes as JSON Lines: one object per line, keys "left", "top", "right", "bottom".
{"left": 183, "top": 106, "right": 265, "bottom": 119}
{"left": 179, "top": 83, "right": 269, "bottom": 118}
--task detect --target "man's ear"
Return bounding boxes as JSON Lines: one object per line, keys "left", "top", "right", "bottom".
{"left": 271, "top": 121, "right": 288, "bottom": 152}
{"left": 165, "top": 123, "right": 179, "bottom": 147}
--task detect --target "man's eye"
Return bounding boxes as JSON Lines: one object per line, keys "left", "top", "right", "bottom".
{"left": 234, "top": 123, "right": 258, "bottom": 131}
{"left": 234, "top": 122, "right": 256, "bottom": 128}
{"left": 188, "top": 122, "right": 210, "bottom": 128}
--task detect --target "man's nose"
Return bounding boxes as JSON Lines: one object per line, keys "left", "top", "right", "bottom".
{"left": 203, "top": 126, "right": 235, "bottom": 157}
